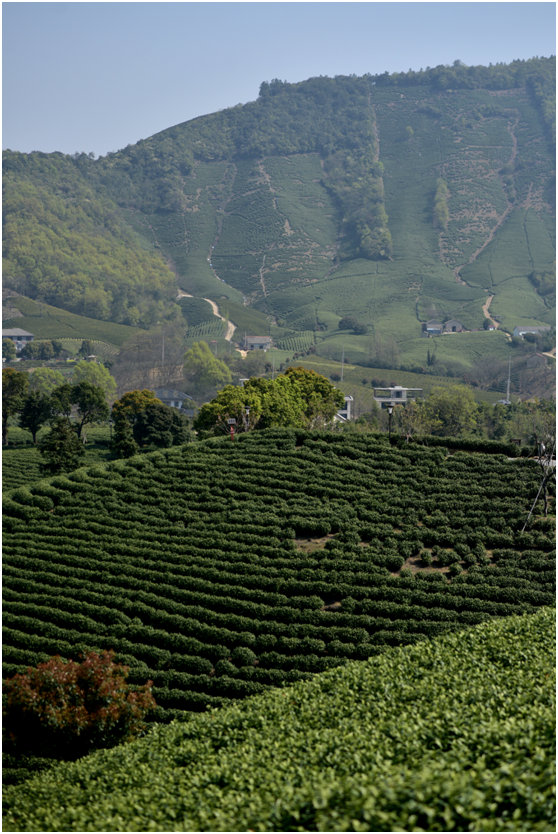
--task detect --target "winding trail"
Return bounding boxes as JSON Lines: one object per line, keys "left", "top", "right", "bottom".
{"left": 177, "top": 290, "right": 237, "bottom": 341}
{"left": 452, "top": 114, "right": 521, "bottom": 285}
{"left": 482, "top": 295, "right": 499, "bottom": 329}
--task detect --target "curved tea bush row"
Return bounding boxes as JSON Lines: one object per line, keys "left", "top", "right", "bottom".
{"left": 3, "top": 429, "right": 555, "bottom": 719}
{"left": 3, "top": 608, "right": 554, "bottom": 832}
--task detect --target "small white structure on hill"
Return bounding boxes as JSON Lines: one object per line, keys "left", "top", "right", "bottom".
{"left": 373, "top": 385, "right": 422, "bottom": 409}
{"left": 336, "top": 395, "right": 354, "bottom": 422}
{"left": 2, "top": 328, "right": 34, "bottom": 352}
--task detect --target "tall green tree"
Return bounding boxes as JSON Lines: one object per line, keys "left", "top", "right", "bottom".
{"left": 184, "top": 342, "right": 232, "bottom": 394}
{"left": 39, "top": 417, "right": 85, "bottom": 475}
{"left": 19, "top": 392, "right": 53, "bottom": 444}
{"left": 29, "top": 368, "right": 65, "bottom": 395}
{"left": 425, "top": 385, "right": 478, "bottom": 437}
{"left": 72, "top": 361, "right": 117, "bottom": 399}
{"left": 2, "top": 368, "right": 29, "bottom": 445}
{"left": 72, "top": 382, "right": 110, "bottom": 438}
{"left": 50, "top": 383, "right": 74, "bottom": 418}
{"left": 2, "top": 339, "right": 16, "bottom": 361}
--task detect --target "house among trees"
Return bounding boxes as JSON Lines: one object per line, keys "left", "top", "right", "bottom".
{"left": 373, "top": 385, "right": 422, "bottom": 408}
{"left": 243, "top": 336, "right": 272, "bottom": 351}
{"left": 443, "top": 319, "right": 463, "bottom": 333}
{"left": 336, "top": 395, "right": 354, "bottom": 421}
{"left": 2, "top": 328, "right": 34, "bottom": 352}
{"left": 154, "top": 389, "right": 195, "bottom": 415}
{"left": 513, "top": 325, "right": 551, "bottom": 338}
{"left": 525, "top": 353, "right": 548, "bottom": 369}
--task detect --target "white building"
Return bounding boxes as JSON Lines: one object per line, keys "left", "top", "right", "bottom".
{"left": 243, "top": 336, "right": 272, "bottom": 351}
{"left": 2, "top": 328, "right": 34, "bottom": 352}
{"left": 373, "top": 385, "right": 422, "bottom": 409}
{"left": 336, "top": 395, "right": 354, "bottom": 422}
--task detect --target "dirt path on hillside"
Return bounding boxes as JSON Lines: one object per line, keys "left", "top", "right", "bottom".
{"left": 452, "top": 115, "right": 520, "bottom": 285}
{"left": 482, "top": 295, "right": 499, "bottom": 329}
{"left": 176, "top": 291, "right": 237, "bottom": 341}
{"left": 259, "top": 255, "right": 268, "bottom": 297}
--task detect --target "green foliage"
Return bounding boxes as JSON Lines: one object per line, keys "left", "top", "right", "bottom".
{"left": 71, "top": 361, "right": 116, "bottom": 399}
{"left": 19, "top": 392, "right": 52, "bottom": 444}
{"left": 2, "top": 296, "right": 145, "bottom": 348}
{"left": 433, "top": 177, "right": 449, "bottom": 230}
{"left": 2, "top": 154, "right": 179, "bottom": 326}
{"left": 183, "top": 341, "right": 233, "bottom": 394}
{"left": 71, "top": 382, "right": 110, "bottom": 439}
{"left": 28, "top": 367, "right": 65, "bottom": 395}
{"left": 3, "top": 338, "right": 16, "bottom": 360}
{"left": 2, "top": 368, "right": 29, "bottom": 445}
{"left": 3, "top": 609, "right": 554, "bottom": 831}
{"left": 39, "top": 417, "right": 85, "bottom": 474}
{"left": 3, "top": 650, "right": 155, "bottom": 758}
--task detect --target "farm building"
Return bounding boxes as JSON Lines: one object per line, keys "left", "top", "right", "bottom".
{"left": 244, "top": 336, "right": 272, "bottom": 351}
{"left": 525, "top": 353, "right": 548, "bottom": 368}
{"left": 443, "top": 319, "right": 464, "bottom": 333}
{"left": 425, "top": 320, "right": 444, "bottom": 335}
{"left": 513, "top": 326, "right": 551, "bottom": 338}
{"left": 373, "top": 385, "right": 422, "bottom": 408}
{"left": 2, "top": 328, "right": 34, "bottom": 351}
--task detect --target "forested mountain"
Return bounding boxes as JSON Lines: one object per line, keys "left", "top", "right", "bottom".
{"left": 3, "top": 57, "right": 555, "bottom": 372}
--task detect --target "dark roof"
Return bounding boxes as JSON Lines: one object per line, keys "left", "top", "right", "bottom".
{"left": 2, "top": 328, "right": 34, "bottom": 337}
{"left": 154, "top": 389, "right": 193, "bottom": 400}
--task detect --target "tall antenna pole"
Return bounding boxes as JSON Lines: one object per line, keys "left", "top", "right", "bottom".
{"left": 506, "top": 356, "right": 511, "bottom": 402}
{"left": 341, "top": 341, "right": 345, "bottom": 383}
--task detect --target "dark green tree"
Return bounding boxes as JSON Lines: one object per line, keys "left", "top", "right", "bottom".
{"left": 2, "top": 339, "right": 16, "bottom": 361}
{"left": 2, "top": 368, "right": 29, "bottom": 445}
{"left": 51, "top": 340, "right": 64, "bottom": 358}
{"left": 50, "top": 383, "right": 74, "bottom": 417}
{"left": 112, "top": 421, "right": 139, "bottom": 459}
{"left": 78, "top": 340, "right": 95, "bottom": 358}
{"left": 19, "top": 392, "right": 52, "bottom": 444}
{"left": 72, "top": 382, "right": 109, "bottom": 438}
{"left": 39, "top": 417, "right": 85, "bottom": 474}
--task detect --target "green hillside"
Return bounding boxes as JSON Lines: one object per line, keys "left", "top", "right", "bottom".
{"left": 3, "top": 430, "right": 554, "bottom": 722}
{"left": 2, "top": 57, "right": 555, "bottom": 386}
{"left": 2, "top": 296, "right": 145, "bottom": 347}
{"left": 3, "top": 607, "right": 554, "bottom": 832}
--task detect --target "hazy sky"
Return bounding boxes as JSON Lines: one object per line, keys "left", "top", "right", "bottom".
{"left": 3, "top": 2, "right": 556, "bottom": 158}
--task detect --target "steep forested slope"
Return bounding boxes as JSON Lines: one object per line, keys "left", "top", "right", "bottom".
{"left": 3, "top": 58, "right": 555, "bottom": 369}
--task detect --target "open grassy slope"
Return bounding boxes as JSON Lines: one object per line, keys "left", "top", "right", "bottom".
{"left": 3, "top": 431, "right": 554, "bottom": 724}
{"left": 3, "top": 607, "right": 554, "bottom": 832}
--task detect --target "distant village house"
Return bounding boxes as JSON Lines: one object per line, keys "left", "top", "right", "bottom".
{"left": 513, "top": 326, "right": 551, "bottom": 339}
{"left": 244, "top": 336, "right": 272, "bottom": 351}
{"left": 2, "top": 328, "right": 34, "bottom": 352}
{"left": 154, "top": 389, "right": 195, "bottom": 415}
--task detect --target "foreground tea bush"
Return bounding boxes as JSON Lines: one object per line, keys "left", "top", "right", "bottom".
{"left": 3, "top": 608, "right": 555, "bottom": 832}
{"left": 3, "top": 651, "right": 155, "bottom": 759}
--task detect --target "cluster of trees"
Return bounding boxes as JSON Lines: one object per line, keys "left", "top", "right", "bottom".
{"left": 111, "top": 389, "right": 190, "bottom": 457}
{"left": 2, "top": 152, "right": 180, "bottom": 326}
{"left": 338, "top": 316, "right": 368, "bottom": 335}
{"left": 433, "top": 178, "right": 449, "bottom": 230}
{"left": 194, "top": 367, "right": 345, "bottom": 436}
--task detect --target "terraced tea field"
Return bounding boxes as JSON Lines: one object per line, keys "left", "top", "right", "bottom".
{"left": 3, "top": 430, "right": 554, "bottom": 723}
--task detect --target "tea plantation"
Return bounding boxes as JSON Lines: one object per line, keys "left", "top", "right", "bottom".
{"left": 3, "top": 430, "right": 555, "bottom": 723}
{"left": 3, "top": 607, "right": 554, "bottom": 831}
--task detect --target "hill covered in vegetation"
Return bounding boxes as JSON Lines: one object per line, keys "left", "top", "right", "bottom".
{"left": 3, "top": 607, "right": 554, "bottom": 832}
{"left": 3, "top": 57, "right": 555, "bottom": 374}
{"left": 3, "top": 430, "right": 554, "bottom": 721}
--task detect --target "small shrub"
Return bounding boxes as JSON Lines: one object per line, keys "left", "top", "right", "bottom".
{"left": 3, "top": 651, "right": 155, "bottom": 758}
{"left": 231, "top": 647, "right": 256, "bottom": 667}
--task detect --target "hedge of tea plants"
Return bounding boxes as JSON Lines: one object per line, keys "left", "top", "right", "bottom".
{"left": 2, "top": 429, "right": 555, "bottom": 722}
{"left": 3, "top": 608, "right": 554, "bottom": 832}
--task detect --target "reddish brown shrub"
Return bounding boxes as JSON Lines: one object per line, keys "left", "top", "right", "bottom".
{"left": 3, "top": 651, "right": 155, "bottom": 757}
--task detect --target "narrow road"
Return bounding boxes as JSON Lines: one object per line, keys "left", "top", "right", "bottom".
{"left": 482, "top": 295, "right": 499, "bottom": 329}
{"left": 177, "top": 290, "right": 237, "bottom": 341}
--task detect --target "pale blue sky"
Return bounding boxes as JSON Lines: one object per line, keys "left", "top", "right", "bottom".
{"left": 3, "top": 2, "right": 555, "bottom": 158}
